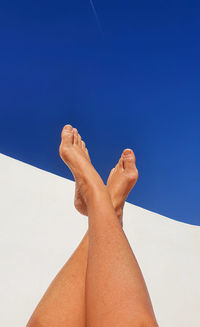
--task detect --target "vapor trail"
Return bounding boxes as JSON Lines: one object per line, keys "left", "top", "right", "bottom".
{"left": 89, "top": 0, "right": 103, "bottom": 35}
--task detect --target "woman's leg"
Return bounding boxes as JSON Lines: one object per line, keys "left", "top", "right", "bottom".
{"left": 60, "top": 124, "right": 158, "bottom": 327}
{"left": 26, "top": 230, "right": 89, "bottom": 327}
{"left": 26, "top": 127, "right": 133, "bottom": 327}
{"left": 27, "top": 124, "right": 158, "bottom": 327}
{"left": 26, "top": 148, "right": 136, "bottom": 327}
{"left": 86, "top": 184, "right": 158, "bottom": 327}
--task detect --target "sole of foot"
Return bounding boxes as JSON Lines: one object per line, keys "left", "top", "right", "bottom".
{"left": 59, "top": 124, "right": 105, "bottom": 208}
{"left": 107, "top": 149, "right": 139, "bottom": 226}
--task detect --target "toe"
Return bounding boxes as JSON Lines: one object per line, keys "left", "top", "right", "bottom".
{"left": 122, "top": 149, "right": 136, "bottom": 171}
{"left": 81, "top": 140, "right": 86, "bottom": 149}
{"left": 73, "top": 128, "right": 78, "bottom": 144}
{"left": 123, "top": 156, "right": 135, "bottom": 171}
{"left": 123, "top": 149, "right": 135, "bottom": 160}
{"left": 118, "top": 157, "right": 123, "bottom": 169}
{"left": 61, "top": 124, "right": 74, "bottom": 144}
{"left": 78, "top": 134, "right": 82, "bottom": 146}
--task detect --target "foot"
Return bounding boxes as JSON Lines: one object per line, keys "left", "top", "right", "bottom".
{"left": 107, "top": 149, "right": 139, "bottom": 226}
{"left": 71, "top": 127, "right": 92, "bottom": 215}
{"left": 66, "top": 125, "right": 138, "bottom": 226}
{"left": 59, "top": 124, "right": 103, "bottom": 207}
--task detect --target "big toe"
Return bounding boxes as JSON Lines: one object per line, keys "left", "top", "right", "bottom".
{"left": 122, "top": 149, "right": 135, "bottom": 170}
{"left": 61, "top": 124, "right": 74, "bottom": 145}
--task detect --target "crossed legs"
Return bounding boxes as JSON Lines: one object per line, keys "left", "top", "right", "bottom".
{"left": 26, "top": 125, "right": 158, "bottom": 327}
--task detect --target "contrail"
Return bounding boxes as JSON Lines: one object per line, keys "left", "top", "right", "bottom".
{"left": 89, "top": 0, "right": 103, "bottom": 36}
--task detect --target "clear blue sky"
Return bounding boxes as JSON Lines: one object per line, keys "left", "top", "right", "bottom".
{"left": 1, "top": 0, "right": 200, "bottom": 225}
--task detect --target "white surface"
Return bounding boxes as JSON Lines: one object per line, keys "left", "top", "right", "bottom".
{"left": 0, "top": 153, "right": 200, "bottom": 327}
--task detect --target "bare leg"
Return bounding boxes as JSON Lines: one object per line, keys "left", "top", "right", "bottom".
{"left": 59, "top": 124, "right": 157, "bottom": 326}
{"left": 61, "top": 125, "right": 158, "bottom": 326}
{"left": 27, "top": 125, "right": 158, "bottom": 327}
{"left": 26, "top": 230, "right": 89, "bottom": 327}
{"left": 26, "top": 148, "right": 136, "bottom": 327}
{"left": 86, "top": 184, "right": 158, "bottom": 327}
{"left": 26, "top": 129, "right": 135, "bottom": 327}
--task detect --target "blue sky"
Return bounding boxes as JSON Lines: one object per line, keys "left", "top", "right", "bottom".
{"left": 1, "top": 0, "right": 200, "bottom": 225}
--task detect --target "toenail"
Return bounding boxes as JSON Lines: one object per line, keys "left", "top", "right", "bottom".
{"left": 124, "top": 149, "right": 132, "bottom": 156}
{"left": 64, "top": 124, "right": 73, "bottom": 130}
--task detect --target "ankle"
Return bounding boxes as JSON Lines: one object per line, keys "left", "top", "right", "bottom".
{"left": 83, "top": 175, "right": 107, "bottom": 206}
{"left": 115, "top": 208, "right": 123, "bottom": 226}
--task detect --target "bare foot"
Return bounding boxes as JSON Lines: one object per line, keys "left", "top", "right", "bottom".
{"left": 107, "top": 149, "right": 139, "bottom": 226}
{"left": 72, "top": 127, "right": 92, "bottom": 215}
{"left": 65, "top": 126, "right": 138, "bottom": 226}
{"left": 59, "top": 124, "right": 104, "bottom": 207}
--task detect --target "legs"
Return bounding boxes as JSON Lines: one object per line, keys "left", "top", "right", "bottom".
{"left": 26, "top": 124, "right": 158, "bottom": 327}
{"left": 26, "top": 162, "right": 132, "bottom": 327}
{"left": 26, "top": 231, "right": 89, "bottom": 327}
{"left": 86, "top": 184, "right": 158, "bottom": 327}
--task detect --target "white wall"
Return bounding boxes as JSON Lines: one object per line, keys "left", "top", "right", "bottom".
{"left": 0, "top": 153, "right": 200, "bottom": 327}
